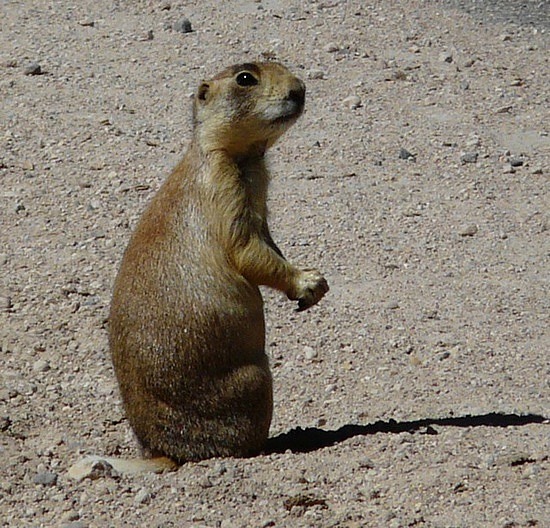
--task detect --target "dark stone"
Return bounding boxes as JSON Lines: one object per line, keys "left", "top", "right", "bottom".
{"left": 173, "top": 18, "right": 192, "bottom": 33}
{"left": 33, "top": 472, "right": 58, "bottom": 486}
{"left": 399, "top": 148, "right": 416, "bottom": 161}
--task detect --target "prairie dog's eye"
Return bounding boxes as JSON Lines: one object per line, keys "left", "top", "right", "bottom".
{"left": 236, "top": 71, "right": 258, "bottom": 87}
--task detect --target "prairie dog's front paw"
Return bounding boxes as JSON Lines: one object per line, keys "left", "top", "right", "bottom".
{"left": 289, "top": 269, "right": 329, "bottom": 311}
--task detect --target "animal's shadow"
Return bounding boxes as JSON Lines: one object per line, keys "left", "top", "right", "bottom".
{"left": 264, "top": 412, "right": 548, "bottom": 454}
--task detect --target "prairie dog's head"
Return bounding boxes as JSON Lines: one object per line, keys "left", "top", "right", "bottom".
{"left": 194, "top": 62, "right": 305, "bottom": 157}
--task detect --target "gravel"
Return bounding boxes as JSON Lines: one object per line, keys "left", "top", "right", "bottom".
{"left": 1, "top": 0, "right": 548, "bottom": 526}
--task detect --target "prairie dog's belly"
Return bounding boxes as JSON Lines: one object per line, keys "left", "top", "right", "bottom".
{"left": 112, "top": 256, "right": 266, "bottom": 371}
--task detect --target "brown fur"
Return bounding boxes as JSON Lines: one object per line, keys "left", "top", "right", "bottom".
{"left": 109, "top": 61, "right": 328, "bottom": 464}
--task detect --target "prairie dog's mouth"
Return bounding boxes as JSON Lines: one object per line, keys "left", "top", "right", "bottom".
{"left": 267, "top": 100, "right": 304, "bottom": 124}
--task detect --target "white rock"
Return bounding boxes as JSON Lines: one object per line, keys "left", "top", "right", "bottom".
{"left": 303, "top": 345, "right": 317, "bottom": 360}
{"left": 33, "top": 359, "right": 50, "bottom": 372}
{"left": 458, "top": 224, "right": 478, "bottom": 236}
{"left": 68, "top": 456, "right": 176, "bottom": 480}
{"left": 134, "top": 488, "right": 152, "bottom": 505}
{"left": 307, "top": 69, "right": 325, "bottom": 80}
{"left": 343, "top": 95, "right": 362, "bottom": 109}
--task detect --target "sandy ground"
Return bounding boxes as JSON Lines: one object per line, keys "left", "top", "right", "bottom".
{"left": 1, "top": 1, "right": 549, "bottom": 527}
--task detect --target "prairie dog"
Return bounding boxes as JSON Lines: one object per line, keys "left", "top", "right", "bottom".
{"left": 109, "top": 61, "right": 328, "bottom": 464}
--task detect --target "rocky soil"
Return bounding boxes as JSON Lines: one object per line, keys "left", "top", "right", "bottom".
{"left": 1, "top": 0, "right": 548, "bottom": 527}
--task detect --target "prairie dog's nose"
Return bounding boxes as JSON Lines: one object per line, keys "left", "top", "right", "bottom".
{"left": 288, "top": 83, "right": 305, "bottom": 108}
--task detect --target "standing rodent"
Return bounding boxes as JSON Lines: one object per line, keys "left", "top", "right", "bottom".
{"left": 109, "top": 61, "right": 328, "bottom": 464}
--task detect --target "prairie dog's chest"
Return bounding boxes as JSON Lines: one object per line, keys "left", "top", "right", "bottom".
{"left": 238, "top": 159, "right": 269, "bottom": 221}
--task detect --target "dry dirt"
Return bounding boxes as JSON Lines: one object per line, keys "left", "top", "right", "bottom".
{"left": 1, "top": 1, "right": 549, "bottom": 527}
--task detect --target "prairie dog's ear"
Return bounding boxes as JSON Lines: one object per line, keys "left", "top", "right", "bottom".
{"left": 197, "top": 82, "right": 210, "bottom": 102}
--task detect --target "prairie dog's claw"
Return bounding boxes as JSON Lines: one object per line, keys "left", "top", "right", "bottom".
{"left": 292, "top": 269, "right": 328, "bottom": 311}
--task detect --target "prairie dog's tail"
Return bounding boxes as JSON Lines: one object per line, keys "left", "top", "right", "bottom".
{"left": 68, "top": 455, "right": 177, "bottom": 480}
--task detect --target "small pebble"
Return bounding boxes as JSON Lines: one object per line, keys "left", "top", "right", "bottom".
{"left": 134, "top": 488, "right": 152, "bottom": 504}
{"left": 342, "top": 95, "right": 362, "bottom": 110}
{"left": 465, "top": 135, "right": 481, "bottom": 148}
{"left": 439, "top": 52, "right": 453, "bottom": 63}
{"left": 458, "top": 224, "right": 478, "bottom": 237}
{"left": 530, "top": 166, "right": 543, "bottom": 175}
{"left": 461, "top": 152, "right": 478, "bottom": 164}
{"left": 78, "top": 20, "right": 95, "bottom": 27}
{"left": 509, "top": 157, "right": 524, "bottom": 167}
{"left": 399, "top": 148, "right": 416, "bottom": 161}
{"left": 33, "top": 359, "right": 50, "bottom": 373}
{"left": 324, "top": 42, "right": 339, "bottom": 53}
{"left": 88, "top": 200, "right": 101, "bottom": 211}
{"left": 139, "top": 29, "right": 154, "bottom": 41}
{"left": 23, "top": 63, "right": 41, "bottom": 76}
{"left": 361, "top": 457, "right": 376, "bottom": 469}
{"left": 496, "top": 451, "right": 533, "bottom": 467}
{"left": 0, "top": 415, "right": 11, "bottom": 432}
{"left": 385, "top": 301, "right": 400, "bottom": 310}
{"left": 307, "top": 69, "right": 325, "bottom": 80}
{"left": 303, "top": 346, "right": 317, "bottom": 360}
{"left": 199, "top": 475, "right": 213, "bottom": 488}
{"left": 213, "top": 462, "right": 227, "bottom": 476}
{"left": 496, "top": 105, "right": 513, "bottom": 114}
{"left": 61, "top": 512, "right": 80, "bottom": 523}
{"left": 523, "top": 464, "right": 541, "bottom": 478}
{"left": 409, "top": 355, "right": 422, "bottom": 366}
{"left": 173, "top": 18, "right": 192, "bottom": 33}
{"left": 0, "top": 296, "right": 12, "bottom": 312}
{"left": 389, "top": 518, "right": 402, "bottom": 528}
{"left": 33, "top": 472, "right": 58, "bottom": 486}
